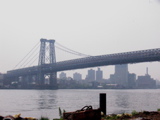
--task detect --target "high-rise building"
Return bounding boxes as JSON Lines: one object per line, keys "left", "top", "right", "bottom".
{"left": 115, "top": 64, "right": 128, "bottom": 87}
{"left": 128, "top": 73, "right": 136, "bottom": 88}
{"left": 96, "top": 68, "right": 103, "bottom": 81}
{"left": 0, "top": 73, "right": 4, "bottom": 87}
{"left": 73, "top": 72, "right": 82, "bottom": 80}
{"left": 59, "top": 72, "right": 67, "bottom": 80}
{"left": 87, "top": 69, "right": 95, "bottom": 81}
{"left": 110, "top": 64, "right": 128, "bottom": 87}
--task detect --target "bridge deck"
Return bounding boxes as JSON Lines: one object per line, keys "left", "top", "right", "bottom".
{"left": 7, "top": 48, "right": 160, "bottom": 77}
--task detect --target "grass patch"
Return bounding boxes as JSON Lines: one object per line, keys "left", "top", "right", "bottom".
{"left": 39, "top": 117, "right": 50, "bottom": 120}
{"left": 105, "top": 114, "right": 120, "bottom": 120}
{"left": 131, "top": 110, "right": 138, "bottom": 116}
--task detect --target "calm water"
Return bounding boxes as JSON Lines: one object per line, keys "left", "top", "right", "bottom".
{"left": 0, "top": 89, "right": 160, "bottom": 119}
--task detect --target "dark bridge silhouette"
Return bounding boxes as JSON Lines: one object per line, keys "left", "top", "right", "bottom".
{"left": 5, "top": 39, "right": 160, "bottom": 89}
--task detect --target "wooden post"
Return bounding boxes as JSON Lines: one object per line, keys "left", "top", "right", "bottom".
{"left": 100, "top": 93, "right": 106, "bottom": 115}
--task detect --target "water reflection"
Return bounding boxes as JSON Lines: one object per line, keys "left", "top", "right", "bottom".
{"left": 115, "top": 92, "right": 130, "bottom": 109}
{"left": 37, "top": 90, "right": 58, "bottom": 110}
{"left": 107, "top": 90, "right": 131, "bottom": 114}
{"left": 1, "top": 89, "right": 160, "bottom": 119}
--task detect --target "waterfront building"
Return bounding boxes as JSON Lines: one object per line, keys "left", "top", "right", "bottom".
{"left": 136, "top": 67, "right": 156, "bottom": 89}
{"left": 87, "top": 69, "right": 95, "bottom": 81}
{"left": 0, "top": 73, "right": 4, "bottom": 87}
{"left": 73, "top": 72, "right": 82, "bottom": 80}
{"left": 110, "top": 74, "right": 116, "bottom": 84}
{"left": 59, "top": 72, "right": 67, "bottom": 80}
{"left": 128, "top": 73, "right": 136, "bottom": 88}
{"left": 96, "top": 68, "right": 103, "bottom": 81}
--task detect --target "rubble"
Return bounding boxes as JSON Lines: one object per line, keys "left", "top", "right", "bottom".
{"left": 0, "top": 114, "right": 37, "bottom": 120}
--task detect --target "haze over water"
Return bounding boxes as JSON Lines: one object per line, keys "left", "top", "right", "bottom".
{"left": 0, "top": 89, "right": 160, "bottom": 119}
{"left": 0, "top": 1, "right": 160, "bottom": 119}
{"left": 0, "top": 0, "right": 160, "bottom": 80}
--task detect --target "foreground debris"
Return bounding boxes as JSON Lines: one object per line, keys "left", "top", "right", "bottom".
{"left": 63, "top": 106, "right": 160, "bottom": 120}
{"left": 0, "top": 114, "right": 37, "bottom": 120}
{"left": 103, "top": 111, "right": 160, "bottom": 120}
{"left": 1, "top": 111, "right": 160, "bottom": 120}
{"left": 63, "top": 106, "right": 101, "bottom": 120}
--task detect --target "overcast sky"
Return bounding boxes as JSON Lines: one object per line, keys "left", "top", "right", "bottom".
{"left": 0, "top": 0, "right": 160, "bottom": 79}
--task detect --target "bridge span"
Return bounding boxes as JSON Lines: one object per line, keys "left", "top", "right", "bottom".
{"left": 7, "top": 48, "right": 160, "bottom": 77}
{"left": 4, "top": 39, "right": 160, "bottom": 89}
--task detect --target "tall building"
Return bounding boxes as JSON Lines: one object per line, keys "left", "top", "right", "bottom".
{"left": 0, "top": 73, "right": 4, "bottom": 87}
{"left": 96, "top": 68, "right": 103, "bottom": 81}
{"left": 115, "top": 64, "right": 128, "bottom": 87}
{"left": 73, "top": 72, "right": 82, "bottom": 80}
{"left": 87, "top": 69, "right": 95, "bottom": 81}
{"left": 59, "top": 72, "right": 67, "bottom": 80}
{"left": 110, "top": 64, "right": 128, "bottom": 87}
{"left": 136, "top": 67, "right": 156, "bottom": 89}
{"left": 128, "top": 73, "right": 136, "bottom": 88}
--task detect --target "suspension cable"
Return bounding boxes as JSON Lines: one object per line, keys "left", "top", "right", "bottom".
{"left": 55, "top": 42, "right": 91, "bottom": 57}
{"left": 13, "top": 40, "right": 91, "bottom": 69}
{"left": 13, "top": 42, "right": 40, "bottom": 69}
{"left": 19, "top": 46, "right": 39, "bottom": 68}
{"left": 23, "top": 52, "right": 39, "bottom": 67}
{"left": 55, "top": 45, "right": 88, "bottom": 57}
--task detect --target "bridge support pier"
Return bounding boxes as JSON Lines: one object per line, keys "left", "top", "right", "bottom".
{"left": 37, "top": 38, "right": 57, "bottom": 89}
{"left": 38, "top": 71, "right": 45, "bottom": 85}
{"left": 50, "top": 72, "right": 57, "bottom": 89}
{"left": 20, "top": 75, "right": 33, "bottom": 89}
{"left": 37, "top": 71, "right": 58, "bottom": 89}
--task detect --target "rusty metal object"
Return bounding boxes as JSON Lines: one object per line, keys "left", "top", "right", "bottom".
{"left": 2, "top": 114, "right": 37, "bottom": 120}
{"left": 63, "top": 106, "right": 101, "bottom": 120}
{"left": 3, "top": 116, "right": 15, "bottom": 120}
{"left": 0, "top": 116, "right": 4, "bottom": 120}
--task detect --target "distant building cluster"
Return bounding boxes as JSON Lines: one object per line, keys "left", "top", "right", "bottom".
{"left": 109, "top": 65, "right": 156, "bottom": 89}
{"left": 0, "top": 73, "right": 4, "bottom": 88}
{"left": 0, "top": 65, "right": 158, "bottom": 89}
{"left": 58, "top": 64, "right": 157, "bottom": 89}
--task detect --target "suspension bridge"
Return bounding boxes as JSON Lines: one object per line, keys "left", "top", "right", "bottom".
{"left": 4, "top": 38, "right": 160, "bottom": 89}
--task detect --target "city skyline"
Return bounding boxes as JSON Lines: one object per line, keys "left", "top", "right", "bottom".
{"left": 57, "top": 64, "right": 157, "bottom": 88}
{"left": 0, "top": 0, "right": 160, "bottom": 80}
{"left": 58, "top": 65, "right": 157, "bottom": 81}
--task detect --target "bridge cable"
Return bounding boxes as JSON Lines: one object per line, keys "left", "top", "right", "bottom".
{"left": 55, "top": 45, "right": 88, "bottom": 57}
{"left": 13, "top": 42, "right": 40, "bottom": 69}
{"left": 29, "top": 54, "right": 40, "bottom": 67}
{"left": 55, "top": 42, "right": 91, "bottom": 57}
{"left": 19, "top": 46, "right": 40, "bottom": 68}
{"left": 23, "top": 51, "right": 39, "bottom": 67}
{"left": 55, "top": 42, "right": 90, "bottom": 57}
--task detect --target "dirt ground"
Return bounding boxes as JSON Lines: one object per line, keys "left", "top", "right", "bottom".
{"left": 105, "top": 111, "right": 160, "bottom": 120}
{"left": 130, "top": 111, "right": 160, "bottom": 120}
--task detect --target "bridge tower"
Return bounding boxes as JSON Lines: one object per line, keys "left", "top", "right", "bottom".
{"left": 38, "top": 38, "right": 57, "bottom": 89}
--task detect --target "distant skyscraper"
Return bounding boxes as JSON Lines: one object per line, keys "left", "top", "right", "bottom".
{"left": 73, "top": 72, "right": 82, "bottom": 80}
{"left": 96, "top": 68, "right": 103, "bottom": 81}
{"left": 128, "top": 73, "right": 136, "bottom": 88}
{"left": 0, "top": 73, "right": 4, "bottom": 87}
{"left": 87, "top": 69, "right": 95, "bottom": 81}
{"left": 115, "top": 64, "right": 128, "bottom": 87}
{"left": 110, "top": 64, "right": 128, "bottom": 87}
{"left": 59, "top": 72, "right": 67, "bottom": 79}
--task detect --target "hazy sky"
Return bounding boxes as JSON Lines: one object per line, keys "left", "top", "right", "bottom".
{"left": 0, "top": 0, "right": 160, "bottom": 79}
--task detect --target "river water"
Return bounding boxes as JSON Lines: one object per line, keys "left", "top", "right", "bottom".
{"left": 0, "top": 89, "right": 160, "bottom": 119}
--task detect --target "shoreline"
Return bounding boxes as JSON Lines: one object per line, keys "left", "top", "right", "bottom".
{"left": 1, "top": 110, "right": 160, "bottom": 120}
